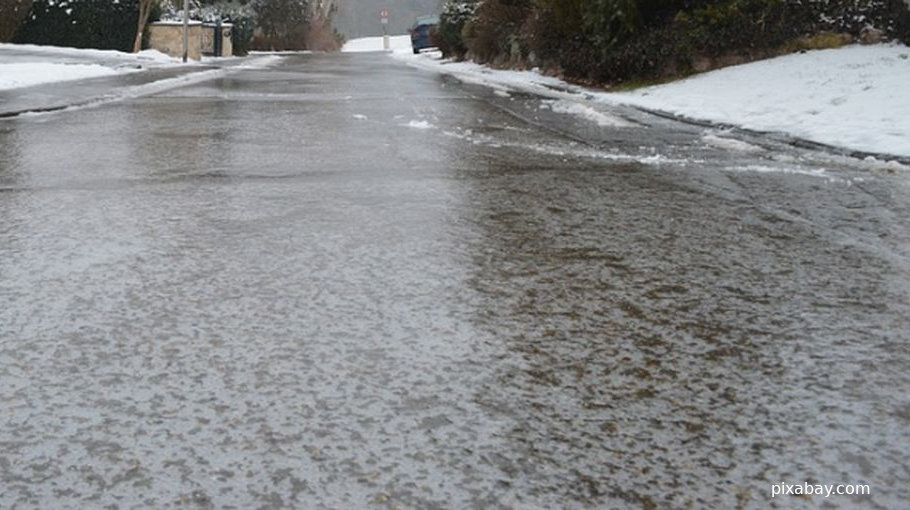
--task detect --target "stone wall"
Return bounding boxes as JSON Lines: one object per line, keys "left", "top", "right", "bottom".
{"left": 147, "top": 22, "right": 204, "bottom": 60}
{"left": 149, "top": 22, "right": 232, "bottom": 59}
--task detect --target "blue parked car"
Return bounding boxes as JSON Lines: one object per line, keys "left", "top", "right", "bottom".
{"left": 410, "top": 16, "right": 439, "bottom": 54}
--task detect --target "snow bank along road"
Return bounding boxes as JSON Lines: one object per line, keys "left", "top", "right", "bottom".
{"left": 0, "top": 44, "right": 281, "bottom": 117}
{"left": 0, "top": 62, "right": 130, "bottom": 91}
{"left": 0, "top": 43, "right": 181, "bottom": 91}
{"left": 360, "top": 36, "right": 910, "bottom": 162}
{"left": 2, "top": 49, "right": 910, "bottom": 508}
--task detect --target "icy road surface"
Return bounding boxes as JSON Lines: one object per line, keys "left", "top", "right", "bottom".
{"left": 1, "top": 52, "right": 910, "bottom": 509}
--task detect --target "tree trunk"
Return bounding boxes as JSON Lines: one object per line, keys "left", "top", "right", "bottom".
{"left": 0, "top": 0, "right": 34, "bottom": 42}
{"left": 133, "top": 0, "right": 154, "bottom": 53}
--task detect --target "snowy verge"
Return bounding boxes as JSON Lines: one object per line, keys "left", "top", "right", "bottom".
{"left": 616, "top": 45, "right": 910, "bottom": 158}
{"left": 0, "top": 63, "right": 135, "bottom": 91}
{"left": 0, "top": 43, "right": 183, "bottom": 65}
{"left": 367, "top": 36, "right": 910, "bottom": 159}
{"left": 342, "top": 35, "right": 413, "bottom": 54}
{"left": 3, "top": 55, "right": 283, "bottom": 119}
{"left": 0, "top": 43, "right": 191, "bottom": 92}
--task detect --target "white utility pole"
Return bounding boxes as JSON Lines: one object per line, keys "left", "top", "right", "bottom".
{"left": 182, "top": 0, "right": 189, "bottom": 62}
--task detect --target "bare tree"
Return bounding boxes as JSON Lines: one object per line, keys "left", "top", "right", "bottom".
{"left": 0, "top": 0, "right": 33, "bottom": 42}
{"left": 313, "top": 0, "right": 335, "bottom": 20}
{"left": 133, "top": 0, "right": 156, "bottom": 52}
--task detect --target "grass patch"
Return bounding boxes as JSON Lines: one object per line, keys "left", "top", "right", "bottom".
{"left": 607, "top": 72, "right": 698, "bottom": 92}
{"left": 607, "top": 31, "right": 855, "bottom": 91}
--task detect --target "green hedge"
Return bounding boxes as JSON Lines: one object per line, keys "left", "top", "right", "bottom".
{"left": 434, "top": 0, "right": 477, "bottom": 58}
{"left": 438, "top": 0, "right": 910, "bottom": 84}
{"left": 15, "top": 0, "right": 140, "bottom": 52}
{"left": 0, "top": 0, "right": 33, "bottom": 42}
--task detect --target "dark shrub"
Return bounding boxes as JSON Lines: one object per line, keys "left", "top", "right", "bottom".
{"left": 463, "top": 0, "right": 532, "bottom": 64}
{"left": 229, "top": 14, "right": 256, "bottom": 55}
{"left": 250, "top": 0, "right": 309, "bottom": 50}
{"left": 816, "top": 0, "right": 910, "bottom": 43}
{"left": 675, "top": 0, "right": 816, "bottom": 58}
{"left": 448, "top": 0, "right": 910, "bottom": 84}
{"left": 0, "top": 0, "right": 32, "bottom": 42}
{"left": 16, "top": 0, "right": 140, "bottom": 51}
{"left": 434, "top": 0, "right": 477, "bottom": 59}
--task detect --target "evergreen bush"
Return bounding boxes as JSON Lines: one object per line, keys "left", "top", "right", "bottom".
{"left": 444, "top": 0, "right": 910, "bottom": 84}
{"left": 15, "top": 0, "right": 140, "bottom": 51}
{"left": 0, "top": 0, "right": 33, "bottom": 42}
{"left": 434, "top": 0, "right": 477, "bottom": 59}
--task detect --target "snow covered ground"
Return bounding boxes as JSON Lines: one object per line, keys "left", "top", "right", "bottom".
{"left": 0, "top": 43, "right": 284, "bottom": 116}
{"left": 617, "top": 45, "right": 910, "bottom": 158}
{"left": 0, "top": 43, "right": 185, "bottom": 91}
{"left": 342, "top": 35, "right": 413, "bottom": 54}
{"left": 0, "top": 43, "right": 179, "bottom": 64}
{"left": 361, "top": 35, "right": 910, "bottom": 159}
{"left": 0, "top": 63, "right": 129, "bottom": 91}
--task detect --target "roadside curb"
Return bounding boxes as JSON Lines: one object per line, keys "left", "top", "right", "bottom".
{"left": 0, "top": 104, "right": 71, "bottom": 119}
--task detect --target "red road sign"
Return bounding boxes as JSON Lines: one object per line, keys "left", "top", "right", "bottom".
{"left": 380, "top": 9, "right": 389, "bottom": 19}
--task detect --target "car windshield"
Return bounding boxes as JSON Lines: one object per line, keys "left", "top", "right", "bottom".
{"left": 414, "top": 16, "right": 439, "bottom": 27}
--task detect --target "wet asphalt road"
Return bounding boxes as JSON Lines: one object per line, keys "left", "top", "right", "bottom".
{"left": 1, "top": 53, "right": 910, "bottom": 509}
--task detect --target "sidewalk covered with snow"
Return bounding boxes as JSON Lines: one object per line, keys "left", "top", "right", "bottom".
{"left": 0, "top": 43, "right": 285, "bottom": 117}
{"left": 0, "top": 43, "right": 184, "bottom": 91}
{"left": 0, "top": 62, "right": 129, "bottom": 91}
